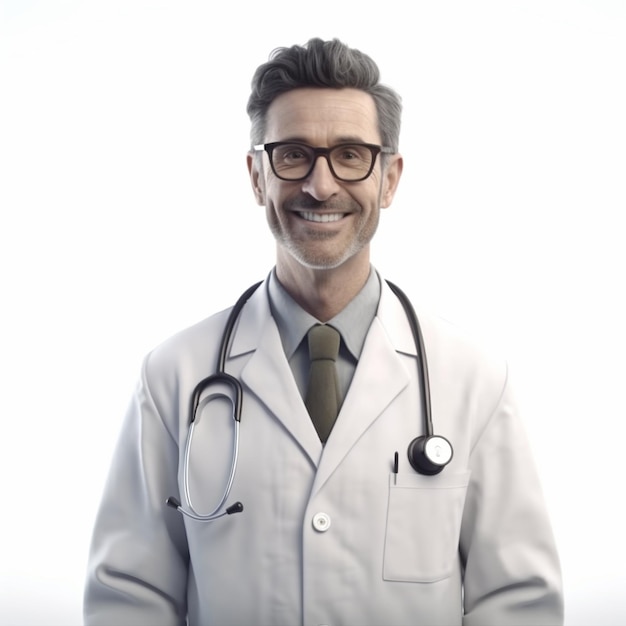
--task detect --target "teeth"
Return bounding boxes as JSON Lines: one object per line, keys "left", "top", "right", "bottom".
{"left": 300, "top": 212, "right": 344, "bottom": 223}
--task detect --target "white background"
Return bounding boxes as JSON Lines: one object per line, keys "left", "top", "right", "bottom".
{"left": 1, "top": 1, "right": 625, "bottom": 624}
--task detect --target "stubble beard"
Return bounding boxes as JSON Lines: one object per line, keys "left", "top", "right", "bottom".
{"left": 269, "top": 207, "right": 380, "bottom": 271}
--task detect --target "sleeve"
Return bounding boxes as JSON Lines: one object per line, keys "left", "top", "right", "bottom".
{"left": 460, "top": 365, "right": 564, "bottom": 626}
{"left": 83, "top": 355, "right": 189, "bottom": 625}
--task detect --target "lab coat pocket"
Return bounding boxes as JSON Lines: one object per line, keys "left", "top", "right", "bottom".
{"left": 383, "top": 470, "right": 470, "bottom": 583}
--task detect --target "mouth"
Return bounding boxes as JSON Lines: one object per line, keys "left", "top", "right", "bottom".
{"left": 298, "top": 211, "right": 346, "bottom": 223}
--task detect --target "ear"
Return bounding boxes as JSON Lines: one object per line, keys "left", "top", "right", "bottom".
{"left": 380, "top": 153, "right": 403, "bottom": 208}
{"left": 247, "top": 152, "right": 266, "bottom": 206}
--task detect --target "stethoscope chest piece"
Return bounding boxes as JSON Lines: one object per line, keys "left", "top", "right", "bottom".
{"left": 407, "top": 434, "right": 453, "bottom": 476}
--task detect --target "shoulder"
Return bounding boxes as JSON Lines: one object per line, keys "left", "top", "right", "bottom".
{"left": 141, "top": 308, "right": 232, "bottom": 389}
{"left": 142, "top": 280, "right": 269, "bottom": 385}
{"left": 380, "top": 279, "right": 509, "bottom": 399}
{"left": 422, "top": 310, "right": 507, "bottom": 372}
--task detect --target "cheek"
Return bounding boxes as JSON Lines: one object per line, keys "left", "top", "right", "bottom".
{"left": 264, "top": 179, "right": 298, "bottom": 212}
{"left": 355, "top": 179, "right": 385, "bottom": 211}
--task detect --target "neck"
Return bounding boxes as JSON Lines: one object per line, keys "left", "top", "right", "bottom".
{"left": 275, "top": 252, "right": 371, "bottom": 322}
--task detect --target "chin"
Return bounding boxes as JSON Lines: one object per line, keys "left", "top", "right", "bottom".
{"left": 289, "top": 248, "right": 356, "bottom": 271}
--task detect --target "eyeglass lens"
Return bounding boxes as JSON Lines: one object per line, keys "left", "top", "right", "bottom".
{"left": 271, "top": 144, "right": 376, "bottom": 181}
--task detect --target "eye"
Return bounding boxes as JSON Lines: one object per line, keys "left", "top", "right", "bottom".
{"left": 333, "top": 145, "right": 370, "bottom": 165}
{"left": 278, "top": 145, "right": 311, "bottom": 164}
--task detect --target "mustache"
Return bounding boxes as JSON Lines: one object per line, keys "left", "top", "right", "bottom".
{"left": 283, "top": 194, "right": 359, "bottom": 213}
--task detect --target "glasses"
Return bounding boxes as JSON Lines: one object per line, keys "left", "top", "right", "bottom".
{"left": 253, "top": 142, "right": 395, "bottom": 182}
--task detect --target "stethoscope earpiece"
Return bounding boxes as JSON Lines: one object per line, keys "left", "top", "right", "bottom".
{"left": 407, "top": 435, "right": 453, "bottom": 475}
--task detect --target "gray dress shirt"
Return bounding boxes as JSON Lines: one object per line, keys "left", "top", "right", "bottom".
{"left": 267, "top": 267, "right": 381, "bottom": 409}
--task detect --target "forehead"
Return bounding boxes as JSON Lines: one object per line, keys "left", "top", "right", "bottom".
{"left": 264, "top": 87, "right": 381, "bottom": 144}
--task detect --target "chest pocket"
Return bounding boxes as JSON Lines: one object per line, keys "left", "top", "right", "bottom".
{"left": 383, "top": 470, "right": 470, "bottom": 583}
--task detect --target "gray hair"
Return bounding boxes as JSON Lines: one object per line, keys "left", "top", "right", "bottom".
{"left": 247, "top": 38, "right": 402, "bottom": 153}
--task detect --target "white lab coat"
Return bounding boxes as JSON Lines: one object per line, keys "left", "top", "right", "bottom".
{"left": 84, "top": 277, "right": 563, "bottom": 625}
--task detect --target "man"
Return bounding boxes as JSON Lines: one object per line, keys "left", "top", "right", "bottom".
{"left": 84, "top": 38, "right": 563, "bottom": 625}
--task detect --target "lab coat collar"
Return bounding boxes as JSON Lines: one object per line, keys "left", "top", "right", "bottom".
{"left": 377, "top": 278, "right": 420, "bottom": 358}
{"left": 227, "top": 274, "right": 419, "bottom": 358}
{"left": 228, "top": 277, "right": 417, "bottom": 477}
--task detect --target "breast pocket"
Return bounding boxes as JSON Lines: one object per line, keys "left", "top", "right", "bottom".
{"left": 383, "top": 470, "right": 470, "bottom": 583}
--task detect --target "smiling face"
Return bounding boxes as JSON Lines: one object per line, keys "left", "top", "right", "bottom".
{"left": 247, "top": 88, "right": 402, "bottom": 277}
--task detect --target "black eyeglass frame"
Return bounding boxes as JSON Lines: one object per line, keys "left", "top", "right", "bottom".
{"left": 252, "top": 141, "right": 395, "bottom": 182}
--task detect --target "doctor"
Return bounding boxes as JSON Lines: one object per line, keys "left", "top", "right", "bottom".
{"left": 84, "top": 38, "right": 563, "bottom": 625}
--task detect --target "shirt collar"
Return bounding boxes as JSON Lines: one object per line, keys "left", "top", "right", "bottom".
{"left": 268, "top": 267, "right": 381, "bottom": 360}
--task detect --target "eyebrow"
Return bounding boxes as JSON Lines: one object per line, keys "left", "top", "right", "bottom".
{"left": 273, "top": 136, "right": 372, "bottom": 146}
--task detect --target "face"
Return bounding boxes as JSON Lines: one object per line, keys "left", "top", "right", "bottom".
{"left": 247, "top": 88, "right": 402, "bottom": 274}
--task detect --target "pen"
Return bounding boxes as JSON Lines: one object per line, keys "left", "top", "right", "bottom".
{"left": 393, "top": 451, "right": 399, "bottom": 484}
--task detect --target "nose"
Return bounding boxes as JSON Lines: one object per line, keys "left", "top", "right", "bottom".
{"left": 301, "top": 155, "right": 341, "bottom": 201}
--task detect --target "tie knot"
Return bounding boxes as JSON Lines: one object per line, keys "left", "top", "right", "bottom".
{"left": 307, "top": 324, "right": 340, "bottom": 362}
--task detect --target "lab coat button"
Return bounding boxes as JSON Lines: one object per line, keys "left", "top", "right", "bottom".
{"left": 312, "top": 512, "right": 331, "bottom": 532}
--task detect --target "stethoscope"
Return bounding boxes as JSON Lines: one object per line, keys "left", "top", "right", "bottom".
{"left": 167, "top": 280, "right": 453, "bottom": 522}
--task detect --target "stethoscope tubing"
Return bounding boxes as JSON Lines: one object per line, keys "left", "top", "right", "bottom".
{"left": 385, "top": 281, "right": 434, "bottom": 438}
{"left": 168, "top": 283, "right": 262, "bottom": 522}
{"left": 183, "top": 392, "right": 241, "bottom": 520}
{"left": 168, "top": 278, "right": 449, "bottom": 521}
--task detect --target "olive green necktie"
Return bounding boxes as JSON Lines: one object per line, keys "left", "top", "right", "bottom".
{"left": 305, "top": 324, "right": 341, "bottom": 443}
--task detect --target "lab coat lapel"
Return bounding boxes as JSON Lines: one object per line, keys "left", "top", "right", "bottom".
{"left": 310, "top": 283, "right": 414, "bottom": 496}
{"left": 231, "top": 281, "right": 322, "bottom": 467}
{"left": 226, "top": 278, "right": 416, "bottom": 483}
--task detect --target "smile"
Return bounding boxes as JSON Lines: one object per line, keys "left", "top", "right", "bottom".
{"left": 299, "top": 211, "right": 345, "bottom": 223}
